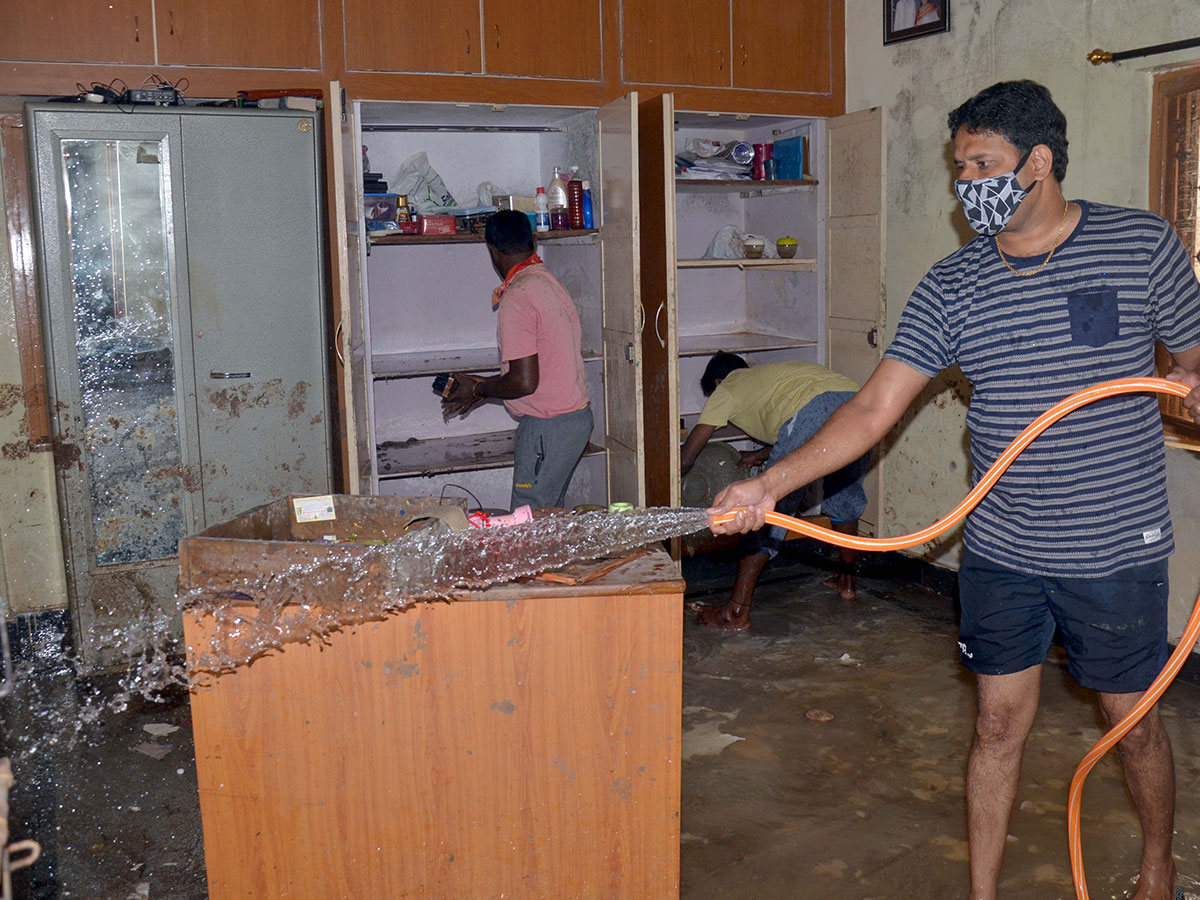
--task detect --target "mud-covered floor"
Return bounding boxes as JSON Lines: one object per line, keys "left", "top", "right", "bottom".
{"left": 3, "top": 547, "right": 1200, "bottom": 899}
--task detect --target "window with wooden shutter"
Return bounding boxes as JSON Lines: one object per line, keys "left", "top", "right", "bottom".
{"left": 1150, "top": 67, "right": 1200, "bottom": 449}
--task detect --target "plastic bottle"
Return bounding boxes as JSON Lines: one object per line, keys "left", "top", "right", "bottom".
{"left": 567, "top": 173, "right": 584, "bottom": 230}
{"left": 581, "top": 180, "right": 594, "bottom": 229}
{"left": 547, "top": 166, "right": 569, "bottom": 210}
{"left": 534, "top": 187, "right": 550, "bottom": 233}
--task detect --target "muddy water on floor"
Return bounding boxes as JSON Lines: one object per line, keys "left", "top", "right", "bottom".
{"left": 681, "top": 565, "right": 1200, "bottom": 900}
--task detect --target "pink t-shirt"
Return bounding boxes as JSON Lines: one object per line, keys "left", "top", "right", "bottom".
{"left": 496, "top": 264, "right": 589, "bottom": 419}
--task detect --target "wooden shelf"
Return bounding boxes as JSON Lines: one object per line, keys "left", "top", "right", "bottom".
{"left": 676, "top": 331, "right": 818, "bottom": 358}
{"left": 367, "top": 228, "right": 598, "bottom": 246}
{"left": 373, "top": 347, "right": 602, "bottom": 380}
{"left": 675, "top": 178, "right": 816, "bottom": 196}
{"left": 377, "top": 430, "right": 605, "bottom": 478}
{"left": 677, "top": 257, "right": 817, "bottom": 272}
{"left": 679, "top": 413, "right": 751, "bottom": 444}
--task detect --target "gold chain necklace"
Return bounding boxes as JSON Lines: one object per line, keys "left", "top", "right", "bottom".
{"left": 995, "top": 200, "right": 1070, "bottom": 277}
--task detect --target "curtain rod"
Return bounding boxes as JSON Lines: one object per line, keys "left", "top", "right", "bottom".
{"left": 1088, "top": 36, "right": 1200, "bottom": 65}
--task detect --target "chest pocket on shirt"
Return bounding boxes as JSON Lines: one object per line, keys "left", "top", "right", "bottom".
{"left": 1067, "top": 286, "right": 1120, "bottom": 347}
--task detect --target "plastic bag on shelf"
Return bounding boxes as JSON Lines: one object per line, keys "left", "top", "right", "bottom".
{"left": 393, "top": 151, "right": 458, "bottom": 214}
{"left": 701, "top": 225, "right": 779, "bottom": 260}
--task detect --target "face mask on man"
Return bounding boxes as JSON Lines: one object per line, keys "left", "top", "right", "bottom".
{"left": 954, "top": 146, "right": 1035, "bottom": 236}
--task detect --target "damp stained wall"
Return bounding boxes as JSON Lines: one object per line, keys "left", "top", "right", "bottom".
{"left": 0, "top": 153, "right": 68, "bottom": 616}
{"left": 845, "top": 0, "right": 1200, "bottom": 640}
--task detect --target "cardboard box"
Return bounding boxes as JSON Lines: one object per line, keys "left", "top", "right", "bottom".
{"left": 419, "top": 214, "right": 456, "bottom": 235}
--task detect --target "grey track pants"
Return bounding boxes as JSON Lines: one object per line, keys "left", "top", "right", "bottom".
{"left": 511, "top": 405, "right": 593, "bottom": 511}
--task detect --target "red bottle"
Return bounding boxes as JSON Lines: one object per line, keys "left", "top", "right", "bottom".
{"left": 567, "top": 176, "right": 585, "bottom": 230}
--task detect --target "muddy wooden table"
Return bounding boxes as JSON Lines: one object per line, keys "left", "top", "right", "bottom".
{"left": 180, "top": 496, "right": 684, "bottom": 900}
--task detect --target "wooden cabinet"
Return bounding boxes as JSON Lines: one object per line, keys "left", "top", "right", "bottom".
{"left": 0, "top": 0, "right": 153, "bottom": 65}
{"left": 156, "top": 0, "right": 322, "bottom": 68}
{"left": 732, "top": 0, "right": 834, "bottom": 93}
{"left": 343, "top": 0, "right": 482, "bottom": 74}
{"left": 343, "top": 0, "right": 603, "bottom": 80}
{"left": 483, "top": 0, "right": 603, "bottom": 80}
{"left": 182, "top": 507, "right": 684, "bottom": 900}
{"left": 331, "top": 86, "right": 646, "bottom": 508}
{"left": 620, "top": 0, "right": 728, "bottom": 86}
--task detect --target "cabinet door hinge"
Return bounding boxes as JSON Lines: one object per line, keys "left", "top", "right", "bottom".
{"left": 625, "top": 342, "right": 635, "bottom": 362}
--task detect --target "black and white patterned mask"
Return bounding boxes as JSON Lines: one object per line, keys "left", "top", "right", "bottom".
{"left": 955, "top": 148, "right": 1034, "bottom": 236}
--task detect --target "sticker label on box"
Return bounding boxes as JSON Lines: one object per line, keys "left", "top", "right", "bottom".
{"left": 293, "top": 495, "right": 336, "bottom": 523}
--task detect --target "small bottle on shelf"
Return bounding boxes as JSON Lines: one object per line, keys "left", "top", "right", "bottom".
{"left": 580, "top": 180, "right": 594, "bottom": 229}
{"left": 534, "top": 187, "right": 550, "bottom": 233}
{"left": 548, "top": 166, "right": 569, "bottom": 230}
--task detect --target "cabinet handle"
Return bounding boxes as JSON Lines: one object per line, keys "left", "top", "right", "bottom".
{"left": 168, "top": 8, "right": 175, "bottom": 36}
{"left": 717, "top": 47, "right": 724, "bottom": 72}
{"left": 740, "top": 43, "right": 747, "bottom": 66}
{"left": 636, "top": 303, "right": 645, "bottom": 334}
{"left": 867, "top": 327, "right": 879, "bottom": 348}
{"left": 134, "top": 15, "right": 140, "bottom": 43}
{"left": 211, "top": 371, "right": 251, "bottom": 379}
{"left": 335, "top": 321, "right": 345, "bottom": 367}
{"left": 654, "top": 302, "right": 666, "bottom": 349}
{"left": 466, "top": 28, "right": 471, "bottom": 55}
{"left": 494, "top": 24, "right": 500, "bottom": 49}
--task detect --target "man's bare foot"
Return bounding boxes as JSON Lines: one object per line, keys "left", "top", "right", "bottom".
{"left": 697, "top": 602, "right": 750, "bottom": 631}
{"left": 1126, "top": 863, "right": 1179, "bottom": 900}
{"left": 822, "top": 573, "right": 856, "bottom": 600}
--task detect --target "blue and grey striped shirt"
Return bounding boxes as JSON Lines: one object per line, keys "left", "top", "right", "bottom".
{"left": 884, "top": 201, "right": 1200, "bottom": 577}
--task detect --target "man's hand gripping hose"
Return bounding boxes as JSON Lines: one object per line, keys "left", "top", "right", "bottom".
{"left": 709, "top": 377, "right": 1196, "bottom": 900}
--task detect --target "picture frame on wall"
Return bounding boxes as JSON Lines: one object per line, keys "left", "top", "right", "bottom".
{"left": 884, "top": 0, "right": 949, "bottom": 44}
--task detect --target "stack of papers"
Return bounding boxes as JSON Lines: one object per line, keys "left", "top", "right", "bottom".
{"left": 675, "top": 154, "right": 751, "bottom": 180}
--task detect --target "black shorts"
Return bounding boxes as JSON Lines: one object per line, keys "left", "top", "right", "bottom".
{"left": 957, "top": 549, "right": 1169, "bottom": 693}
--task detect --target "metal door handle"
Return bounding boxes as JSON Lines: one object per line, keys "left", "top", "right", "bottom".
{"left": 636, "top": 303, "right": 645, "bottom": 335}
{"left": 211, "top": 371, "right": 251, "bottom": 379}
{"left": 335, "top": 321, "right": 345, "bottom": 367}
{"left": 654, "top": 302, "right": 667, "bottom": 349}
{"left": 867, "top": 327, "right": 879, "bottom": 348}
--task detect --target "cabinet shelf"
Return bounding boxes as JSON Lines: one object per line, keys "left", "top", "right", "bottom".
{"left": 677, "top": 331, "right": 818, "bottom": 358}
{"left": 675, "top": 179, "right": 816, "bottom": 196}
{"left": 677, "top": 258, "right": 817, "bottom": 272}
{"left": 368, "top": 228, "right": 598, "bottom": 247}
{"left": 373, "top": 347, "right": 602, "bottom": 380}
{"left": 377, "top": 430, "right": 605, "bottom": 479}
{"left": 679, "top": 413, "right": 750, "bottom": 445}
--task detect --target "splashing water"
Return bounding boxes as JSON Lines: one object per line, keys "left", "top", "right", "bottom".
{"left": 4, "top": 508, "right": 711, "bottom": 753}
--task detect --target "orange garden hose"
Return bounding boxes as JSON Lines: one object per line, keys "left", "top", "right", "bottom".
{"left": 710, "top": 376, "right": 1197, "bottom": 900}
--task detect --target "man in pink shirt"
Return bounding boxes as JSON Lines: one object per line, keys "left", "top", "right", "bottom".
{"left": 442, "top": 210, "right": 592, "bottom": 510}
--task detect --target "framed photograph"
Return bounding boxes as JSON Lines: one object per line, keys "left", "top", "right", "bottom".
{"left": 884, "top": 0, "right": 950, "bottom": 44}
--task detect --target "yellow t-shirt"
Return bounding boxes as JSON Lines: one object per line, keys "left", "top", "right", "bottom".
{"left": 696, "top": 361, "right": 860, "bottom": 444}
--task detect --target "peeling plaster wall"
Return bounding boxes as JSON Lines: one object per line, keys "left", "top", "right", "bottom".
{"left": 845, "top": 0, "right": 1200, "bottom": 639}
{"left": 0, "top": 160, "right": 68, "bottom": 615}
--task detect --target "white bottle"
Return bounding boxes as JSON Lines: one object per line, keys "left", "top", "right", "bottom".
{"left": 534, "top": 187, "right": 550, "bottom": 233}
{"left": 547, "top": 166, "right": 569, "bottom": 211}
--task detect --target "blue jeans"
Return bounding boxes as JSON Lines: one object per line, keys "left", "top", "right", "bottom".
{"left": 752, "top": 391, "right": 870, "bottom": 559}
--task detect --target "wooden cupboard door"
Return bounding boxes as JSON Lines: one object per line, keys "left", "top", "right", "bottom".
{"left": 156, "top": 0, "right": 322, "bottom": 68}
{"left": 599, "top": 93, "right": 646, "bottom": 506}
{"left": 483, "top": 0, "right": 602, "bottom": 80}
{"left": 637, "top": 94, "right": 678, "bottom": 508}
{"left": 329, "top": 82, "right": 373, "bottom": 494}
{"left": 826, "top": 107, "right": 885, "bottom": 534}
{"left": 620, "top": 0, "right": 729, "bottom": 87}
{"left": 343, "top": 0, "right": 482, "bottom": 73}
{"left": 732, "top": 0, "right": 833, "bottom": 93}
{"left": 0, "top": 0, "right": 153, "bottom": 65}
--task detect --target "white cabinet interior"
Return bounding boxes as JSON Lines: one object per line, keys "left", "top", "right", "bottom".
{"left": 672, "top": 111, "right": 828, "bottom": 472}
{"left": 338, "top": 97, "right": 643, "bottom": 510}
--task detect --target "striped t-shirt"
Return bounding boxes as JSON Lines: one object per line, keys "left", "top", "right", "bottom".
{"left": 884, "top": 201, "right": 1200, "bottom": 577}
